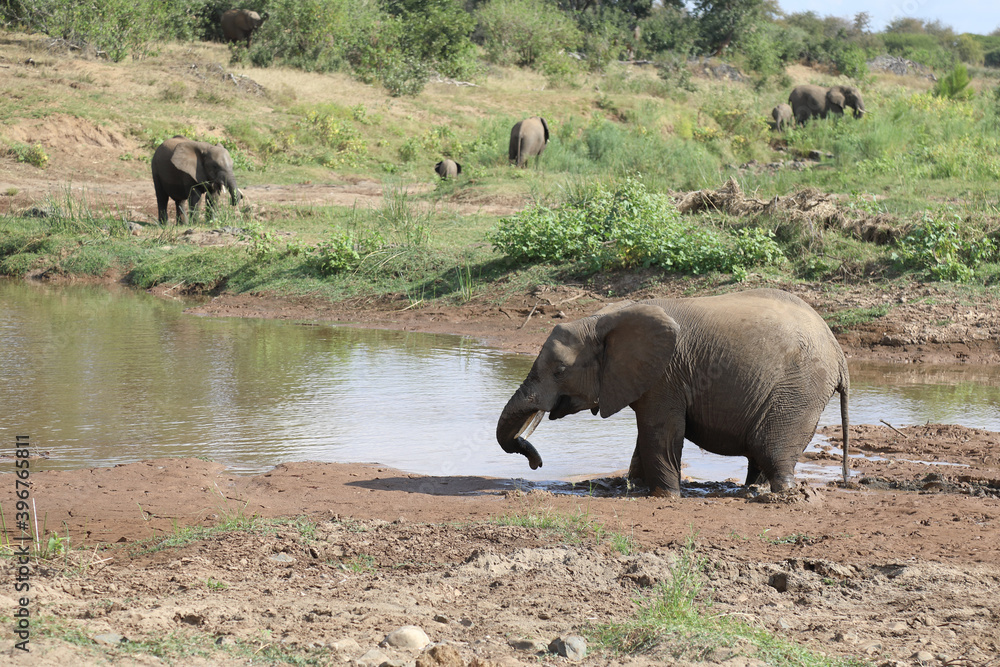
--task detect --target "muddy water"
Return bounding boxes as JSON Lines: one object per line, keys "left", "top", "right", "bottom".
{"left": 2, "top": 281, "right": 999, "bottom": 483}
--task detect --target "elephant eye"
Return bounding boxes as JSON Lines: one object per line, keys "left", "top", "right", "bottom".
{"left": 555, "top": 364, "right": 567, "bottom": 376}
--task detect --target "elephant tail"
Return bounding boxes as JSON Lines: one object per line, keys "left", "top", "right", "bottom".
{"left": 837, "top": 375, "right": 850, "bottom": 485}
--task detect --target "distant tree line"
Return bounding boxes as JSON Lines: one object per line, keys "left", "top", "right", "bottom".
{"left": 3, "top": 0, "right": 1000, "bottom": 95}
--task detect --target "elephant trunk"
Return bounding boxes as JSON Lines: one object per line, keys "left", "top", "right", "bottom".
{"left": 496, "top": 385, "right": 544, "bottom": 470}
{"left": 227, "top": 175, "right": 242, "bottom": 206}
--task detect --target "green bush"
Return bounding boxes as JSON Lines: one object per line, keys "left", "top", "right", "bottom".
{"left": 475, "top": 0, "right": 581, "bottom": 68}
{"left": 832, "top": 44, "right": 868, "bottom": 80}
{"left": 891, "top": 213, "right": 997, "bottom": 282}
{"left": 248, "top": 0, "right": 359, "bottom": 73}
{"left": 307, "top": 233, "right": 363, "bottom": 276}
{"left": 934, "top": 63, "right": 974, "bottom": 101}
{"left": 488, "top": 177, "right": 783, "bottom": 274}
{"left": 385, "top": 0, "right": 478, "bottom": 80}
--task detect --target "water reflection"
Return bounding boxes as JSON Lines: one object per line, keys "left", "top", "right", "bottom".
{"left": 2, "top": 280, "right": 999, "bottom": 483}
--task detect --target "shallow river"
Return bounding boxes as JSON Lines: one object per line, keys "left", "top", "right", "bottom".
{"left": 2, "top": 281, "right": 999, "bottom": 482}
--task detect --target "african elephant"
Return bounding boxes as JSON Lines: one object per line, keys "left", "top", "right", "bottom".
{"left": 771, "top": 103, "right": 793, "bottom": 131}
{"left": 826, "top": 85, "right": 866, "bottom": 119}
{"left": 496, "top": 289, "right": 850, "bottom": 497}
{"left": 435, "top": 159, "right": 462, "bottom": 179}
{"left": 151, "top": 136, "right": 241, "bottom": 225}
{"left": 221, "top": 9, "right": 268, "bottom": 48}
{"left": 509, "top": 116, "right": 549, "bottom": 167}
{"left": 788, "top": 84, "right": 865, "bottom": 124}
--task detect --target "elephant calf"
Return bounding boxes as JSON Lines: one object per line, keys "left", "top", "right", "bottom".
{"left": 497, "top": 289, "right": 851, "bottom": 497}
{"left": 771, "top": 103, "right": 793, "bottom": 131}
{"left": 434, "top": 159, "right": 461, "bottom": 179}
{"left": 151, "top": 136, "right": 242, "bottom": 225}
{"left": 509, "top": 116, "right": 549, "bottom": 168}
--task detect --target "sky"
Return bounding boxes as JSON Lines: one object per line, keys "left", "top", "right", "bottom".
{"left": 772, "top": 0, "right": 1000, "bottom": 35}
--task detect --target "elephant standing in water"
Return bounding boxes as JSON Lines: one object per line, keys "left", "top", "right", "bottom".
{"left": 496, "top": 289, "right": 850, "bottom": 497}
{"left": 509, "top": 116, "right": 549, "bottom": 167}
{"left": 152, "top": 136, "right": 241, "bottom": 225}
{"left": 221, "top": 9, "right": 268, "bottom": 48}
{"left": 789, "top": 84, "right": 865, "bottom": 124}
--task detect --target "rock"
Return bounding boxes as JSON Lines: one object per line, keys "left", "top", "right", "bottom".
{"left": 354, "top": 648, "right": 388, "bottom": 667}
{"left": 887, "top": 621, "right": 908, "bottom": 633}
{"left": 911, "top": 651, "right": 935, "bottom": 664}
{"left": 92, "top": 632, "right": 127, "bottom": 646}
{"left": 269, "top": 553, "right": 295, "bottom": 563}
{"left": 382, "top": 625, "right": 430, "bottom": 650}
{"left": 331, "top": 637, "right": 362, "bottom": 655}
{"left": 416, "top": 644, "right": 464, "bottom": 667}
{"left": 548, "top": 635, "right": 587, "bottom": 660}
{"left": 508, "top": 638, "right": 547, "bottom": 652}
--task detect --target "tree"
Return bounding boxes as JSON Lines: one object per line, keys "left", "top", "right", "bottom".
{"left": 691, "top": 0, "right": 776, "bottom": 56}
{"left": 956, "top": 33, "right": 985, "bottom": 66}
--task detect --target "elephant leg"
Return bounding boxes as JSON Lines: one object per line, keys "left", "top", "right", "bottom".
{"left": 174, "top": 199, "right": 188, "bottom": 226}
{"left": 635, "top": 404, "right": 685, "bottom": 497}
{"left": 188, "top": 189, "right": 203, "bottom": 222}
{"left": 744, "top": 458, "right": 767, "bottom": 487}
{"left": 627, "top": 442, "right": 645, "bottom": 480}
{"left": 153, "top": 177, "right": 169, "bottom": 224}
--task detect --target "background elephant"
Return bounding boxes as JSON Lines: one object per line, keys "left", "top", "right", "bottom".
{"left": 435, "top": 159, "right": 461, "bottom": 179}
{"left": 509, "top": 116, "right": 549, "bottom": 167}
{"left": 826, "top": 85, "right": 865, "bottom": 119}
{"left": 772, "top": 103, "right": 793, "bottom": 131}
{"left": 789, "top": 84, "right": 865, "bottom": 123}
{"left": 152, "top": 136, "right": 241, "bottom": 225}
{"left": 496, "top": 289, "right": 850, "bottom": 497}
{"left": 221, "top": 9, "right": 268, "bottom": 48}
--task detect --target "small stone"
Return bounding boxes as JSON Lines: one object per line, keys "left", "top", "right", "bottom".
{"left": 458, "top": 618, "right": 474, "bottom": 628}
{"left": 433, "top": 614, "right": 449, "bottom": 624}
{"left": 911, "top": 651, "right": 935, "bottom": 665}
{"left": 548, "top": 635, "right": 587, "bottom": 661}
{"left": 382, "top": 626, "right": 430, "bottom": 650}
{"left": 416, "top": 644, "right": 464, "bottom": 667}
{"left": 777, "top": 617, "right": 793, "bottom": 630}
{"left": 887, "top": 621, "right": 908, "bottom": 633}
{"left": 93, "top": 632, "right": 127, "bottom": 646}
{"left": 508, "top": 638, "right": 546, "bottom": 652}
{"left": 269, "top": 553, "right": 295, "bottom": 563}
{"left": 355, "top": 648, "right": 388, "bottom": 667}
{"left": 331, "top": 638, "right": 362, "bottom": 655}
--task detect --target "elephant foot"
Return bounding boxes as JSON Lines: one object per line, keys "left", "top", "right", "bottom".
{"left": 650, "top": 486, "right": 679, "bottom": 499}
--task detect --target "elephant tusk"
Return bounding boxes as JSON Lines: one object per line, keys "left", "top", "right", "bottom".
{"left": 515, "top": 410, "right": 544, "bottom": 441}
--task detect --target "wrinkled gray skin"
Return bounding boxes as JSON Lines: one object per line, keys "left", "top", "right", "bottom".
{"left": 434, "top": 159, "right": 462, "bottom": 179}
{"left": 789, "top": 84, "right": 865, "bottom": 124}
{"left": 508, "top": 116, "right": 549, "bottom": 167}
{"left": 496, "top": 289, "right": 851, "bottom": 497}
{"left": 771, "top": 103, "right": 793, "bottom": 131}
{"left": 152, "top": 136, "right": 241, "bottom": 225}
{"left": 221, "top": 9, "right": 268, "bottom": 48}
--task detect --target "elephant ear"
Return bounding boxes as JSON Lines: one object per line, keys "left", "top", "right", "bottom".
{"left": 455, "top": 162, "right": 462, "bottom": 174}
{"left": 170, "top": 143, "right": 206, "bottom": 183}
{"left": 539, "top": 117, "right": 550, "bottom": 144}
{"left": 595, "top": 304, "right": 679, "bottom": 418}
{"left": 827, "top": 89, "right": 845, "bottom": 114}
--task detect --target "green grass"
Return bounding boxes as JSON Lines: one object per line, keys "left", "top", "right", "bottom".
{"left": 824, "top": 304, "right": 892, "bottom": 333}
{"left": 3, "top": 35, "right": 1000, "bottom": 303}
{"left": 493, "top": 507, "right": 636, "bottom": 553}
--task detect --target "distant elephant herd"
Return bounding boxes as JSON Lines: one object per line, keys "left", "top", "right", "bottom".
{"left": 151, "top": 110, "right": 549, "bottom": 223}
{"left": 771, "top": 84, "right": 866, "bottom": 131}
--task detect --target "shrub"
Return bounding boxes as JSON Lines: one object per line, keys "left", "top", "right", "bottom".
{"left": 248, "top": 0, "right": 360, "bottom": 73}
{"left": 488, "top": 177, "right": 783, "bottom": 274}
{"left": 832, "top": 44, "right": 868, "bottom": 80}
{"left": 475, "top": 0, "right": 581, "bottom": 68}
{"left": 6, "top": 142, "right": 49, "bottom": 168}
{"left": 891, "top": 213, "right": 997, "bottom": 282}
{"left": 933, "top": 63, "right": 974, "bottom": 101}
{"left": 384, "top": 0, "right": 478, "bottom": 80}
{"left": 308, "top": 233, "right": 363, "bottom": 276}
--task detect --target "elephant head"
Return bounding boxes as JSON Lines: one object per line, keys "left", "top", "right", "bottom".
{"left": 434, "top": 159, "right": 462, "bottom": 179}
{"left": 826, "top": 85, "right": 865, "bottom": 119}
{"left": 172, "top": 141, "right": 241, "bottom": 208}
{"left": 496, "top": 304, "right": 679, "bottom": 470}
{"left": 221, "top": 9, "right": 268, "bottom": 48}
